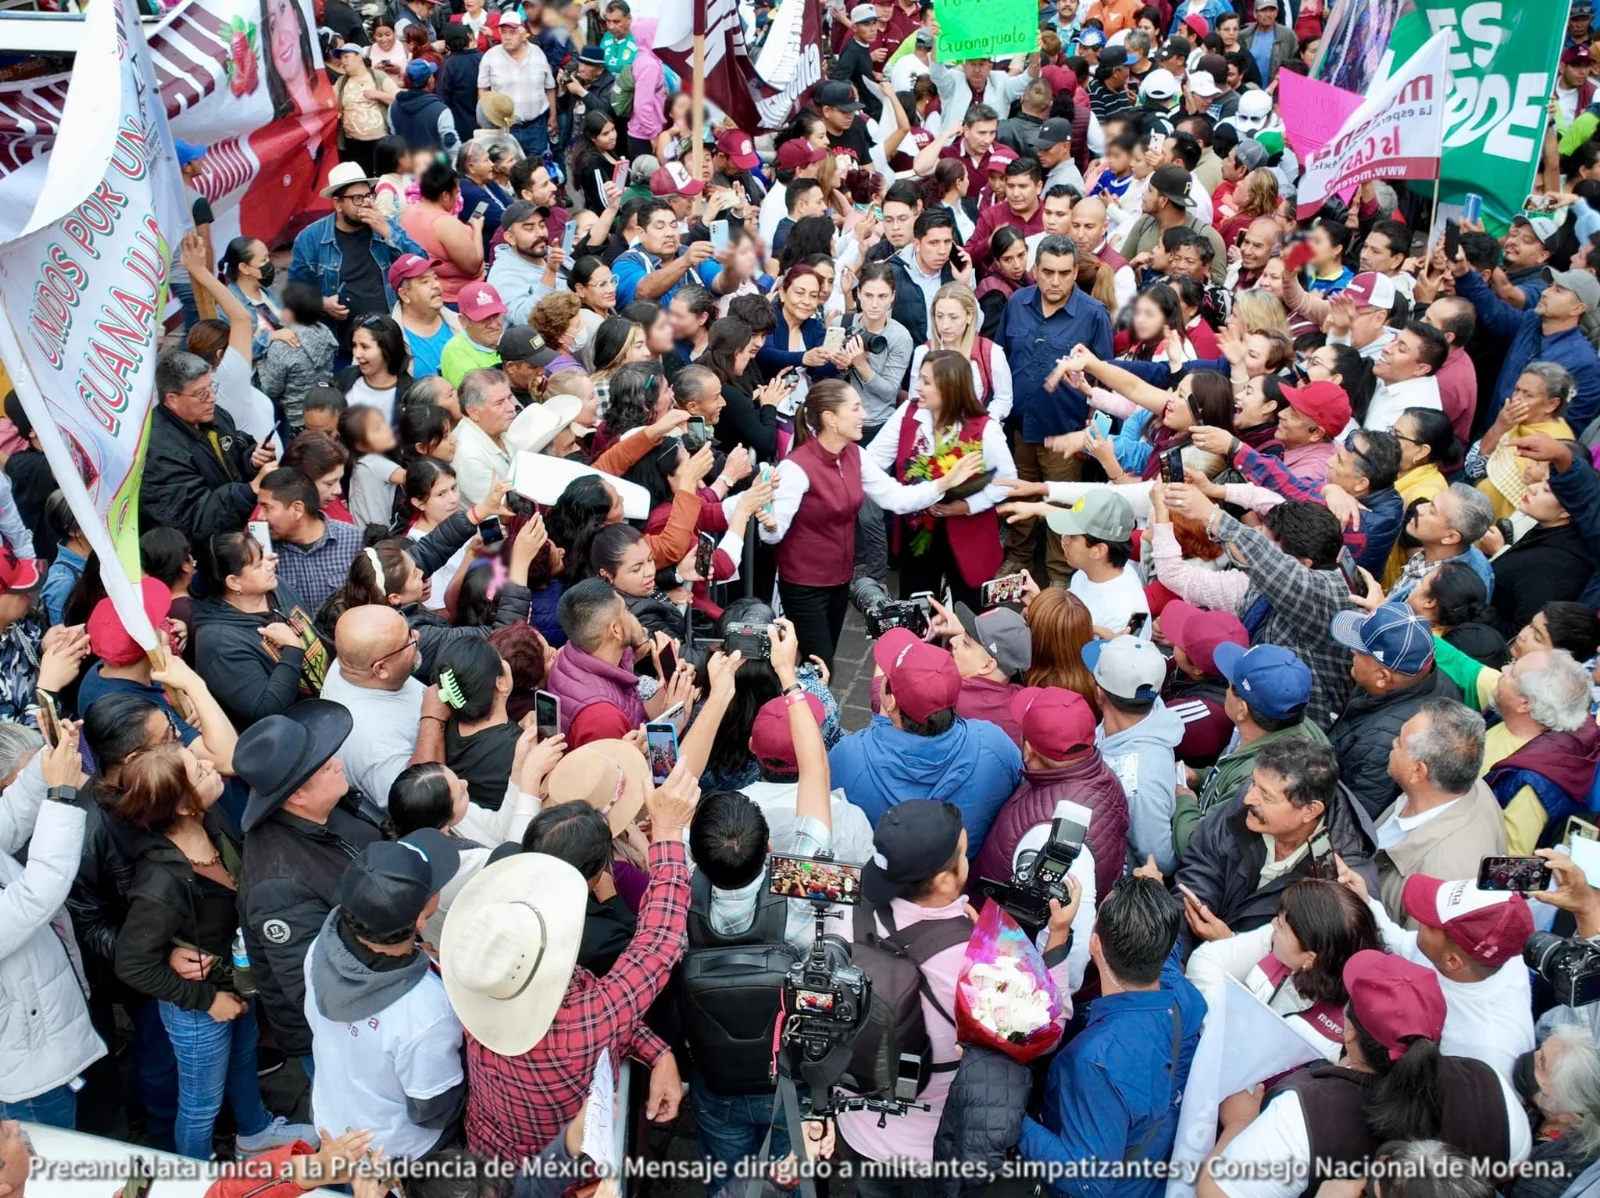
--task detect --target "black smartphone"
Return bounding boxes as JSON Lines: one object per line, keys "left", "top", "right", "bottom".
{"left": 1308, "top": 828, "right": 1337, "bottom": 880}
{"left": 769, "top": 853, "right": 863, "bottom": 905}
{"left": 476, "top": 515, "right": 504, "bottom": 549}
{"left": 1187, "top": 393, "right": 1203, "bottom": 424}
{"left": 645, "top": 720, "right": 679, "bottom": 785}
{"left": 657, "top": 639, "right": 678, "bottom": 679}
{"left": 1127, "top": 612, "right": 1148, "bottom": 637}
{"left": 1477, "top": 855, "right": 1553, "bottom": 892}
{"left": 1444, "top": 218, "right": 1460, "bottom": 263}
{"left": 695, "top": 531, "right": 716, "bottom": 580}
{"left": 685, "top": 416, "right": 708, "bottom": 448}
{"left": 534, "top": 689, "right": 560, "bottom": 742}
{"left": 1160, "top": 446, "right": 1184, "bottom": 483}
{"left": 1336, "top": 547, "right": 1363, "bottom": 594}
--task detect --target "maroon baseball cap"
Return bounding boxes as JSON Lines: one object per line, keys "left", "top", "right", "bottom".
{"left": 715, "top": 128, "right": 760, "bottom": 169}
{"left": 0, "top": 546, "right": 42, "bottom": 594}
{"left": 1040, "top": 65, "right": 1077, "bottom": 95}
{"left": 749, "top": 691, "right": 827, "bottom": 773}
{"left": 872, "top": 629, "right": 961, "bottom": 724}
{"left": 649, "top": 161, "right": 706, "bottom": 198}
{"left": 1159, "top": 600, "right": 1248, "bottom": 678}
{"left": 387, "top": 252, "right": 442, "bottom": 291}
{"left": 1284, "top": 380, "right": 1352, "bottom": 438}
{"left": 775, "top": 139, "right": 827, "bottom": 171}
{"left": 1402, "top": 874, "right": 1535, "bottom": 967}
{"left": 458, "top": 283, "right": 507, "bottom": 322}
{"left": 987, "top": 144, "right": 1019, "bottom": 170}
{"left": 1342, "top": 949, "right": 1447, "bottom": 1060}
{"left": 1010, "top": 687, "right": 1096, "bottom": 760}
{"left": 88, "top": 577, "right": 172, "bottom": 668}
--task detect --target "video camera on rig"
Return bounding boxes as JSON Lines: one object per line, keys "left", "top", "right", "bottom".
{"left": 976, "top": 800, "right": 1090, "bottom": 930}
{"left": 848, "top": 576, "right": 934, "bottom": 639}
{"left": 1526, "top": 932, "right": 1600, "bottom": 1007}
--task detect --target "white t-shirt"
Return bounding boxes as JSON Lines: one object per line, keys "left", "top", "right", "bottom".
{"left": 407, "top": 525, "right": 468, "bottom": 612}
{"left": 1069, "top": 563, "right": 1150, "bottom": 633}
{"left": 350, "top": 453, "right": 400, "bottom": 530}
{"left": 345, "top": 375, "right": 402, "bottom": 423}
{"left": 1374, "top": 796, "right": 1458, "bottom": 852}
{"left": 304, "top": 943, "right": 464, "bottom": 1162}
{"left": 889, "top": 52, "right": 930, "bottom": 94}
{"left": 319, "top": 661, "right": 425, "bottom": 806}
{"left": 1368, "top": 897, "right": 1534, "bottom": 1081}
{"left": 215, "top": 351, "right": 277, "bottom": 447}
{"left": 1214, "top": 1073, "right": 1530, "bottom": 1198}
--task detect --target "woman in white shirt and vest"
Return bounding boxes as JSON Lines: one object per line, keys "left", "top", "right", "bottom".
{"left": 760, "top": 379, "right": 981, "bottom": 669}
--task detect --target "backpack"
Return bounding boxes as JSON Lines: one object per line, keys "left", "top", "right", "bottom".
{"left": 845, "top": 904, "right": 974, "bottom": 1100}
{"left": 678, "top": 869, "right": 804, "bottom": 1097}
{"left": 610, "top": 61, "right": 635, "bottom": 122}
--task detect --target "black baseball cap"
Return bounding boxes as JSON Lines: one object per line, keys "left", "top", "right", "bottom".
{"left": 1095, "top": 45, "right": 1130, "bottom": 79}
{"left": 816, "top": 80, "right": 863, "bottom": 113}
{"left": 499, "top": 325, "right": 559, "bottom": 367}
{"left": 1150, "top": 164, "right": 1196, "bottom": 208}
{"left": 1031, "top": 117, "right": 1074, "bottom": 150}
{"left": 336, "top": 830, "right": 461, "bottom": 940}
{"left": 501, "top": 199, "right": 551, "bottom": 231}
{"left": 861, "top": 800, "right": 965, "bottom": 905}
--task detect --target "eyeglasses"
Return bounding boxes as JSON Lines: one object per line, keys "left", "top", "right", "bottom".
{"left": 1392, "top": 431, "right": 1425, "bottom": 448}
{"left": 181, "top": 382, "right": 218, "bottom": 402}
{"left": 340, "top": 190, "right": 375, "bottom": 202}
{"left": 371, "top": 630, "right": 420, "bottom": 668}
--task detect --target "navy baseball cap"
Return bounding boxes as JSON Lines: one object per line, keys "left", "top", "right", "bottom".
{"left": 336, "top": 830, "right": 460, "bottom": 940}
{"left": 1213, "top": 642, "right": 1312, "bottom": 720}
{"left": 862, "top": 800, "right": 964, "bottom": 905}
{"left": 1330, "top": 602, "right": 1435, "bottom": 677}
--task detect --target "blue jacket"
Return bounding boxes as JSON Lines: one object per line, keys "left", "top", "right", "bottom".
{"left": 996, "top": 284, "right": 1114, "bottom": 442}
{"left": 755, "top": 298, "right": 841, "bottom": 381}
{"left": 1019, "top": 947, "right": 1206, "bottom": 1198}
{"left": 1456, "top": 270, "right": 1600, "bottom": 429}
{"left": 827, "top": 714, "right": 1021, "bottom": 856}
{"left": 288, "top": 214, "right": 423, "bottom": 308}
{"left": 1353, "top": 486, "right": 1404, "bottom": 576}
{"left": 1549, "top": 447, "right": 1600, "bottom": 607}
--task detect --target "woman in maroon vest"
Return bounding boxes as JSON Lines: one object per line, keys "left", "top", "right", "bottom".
{"left": 865, "top": 349, "right": 1016, "bottom": 610}
{"left": 759, "top": 379, "right": 981, "bottom": 669}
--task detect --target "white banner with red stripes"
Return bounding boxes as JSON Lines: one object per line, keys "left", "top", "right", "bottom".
{"left": 0, "top": 0, "right": 336, "bottom": 246}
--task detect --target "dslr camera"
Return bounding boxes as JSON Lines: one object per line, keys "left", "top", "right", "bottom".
{"left": 724, "top": 622, "right": 772, "bottom": 660}
{"left": 976, "top": 800, "right": 1091, "bottom": 929}
{"left": 850, "top": 576, "right": 933, "bottom": 639}
{"left": 1526, "top": 932, "right": 1600, "bottom": 1007}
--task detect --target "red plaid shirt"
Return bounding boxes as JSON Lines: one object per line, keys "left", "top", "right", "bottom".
{"left": 463, "top": 840, "right": 689, "bottom": 1161}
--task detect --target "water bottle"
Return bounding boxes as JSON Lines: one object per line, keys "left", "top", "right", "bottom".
{"left": 231, "top": 930, "right": 257, "bottom": 998}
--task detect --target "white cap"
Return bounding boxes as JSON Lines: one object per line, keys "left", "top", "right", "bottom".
{"left": 1187, "top": 69, "right": 1221, "bottom": 97}
{"left": 1140, "top": 68, "right": 1181, "bottom": 102}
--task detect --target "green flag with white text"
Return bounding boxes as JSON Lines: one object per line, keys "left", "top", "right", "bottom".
{"left": 1384, "top": 0, "right": 1566, "bottom": 234}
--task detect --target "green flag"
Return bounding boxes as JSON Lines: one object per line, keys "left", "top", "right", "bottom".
{"left": 1385, "top": 0, "right": 1566, "bottom": 234}
{"left": 935, "top": 0, "right": 1036, "bottom": 64}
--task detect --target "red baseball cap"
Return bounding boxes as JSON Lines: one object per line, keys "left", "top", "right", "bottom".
{"left": 87, "top": 578, "right": 172, "bottom": 668}
{"left": 987, "top": 144, "right": 1019, "bottom": 170}
{"left": 872, "top": 629, "right": 961, "bottom": 724}
{"left": 1182, "top": 13, "right": 1210, "bottom": 39}
{"left": 1159, "top": 600, "right": 1248, "bottom": 678}
{"left": 387, "top": 252, "right": 442, "bottom": 292}
{"left": 715, "top": 128, "right": 760, "bottom": 170}
{"left": 649, "top": 161, "right": 706, "bottom": 198}
{"left": 775, "top": 139, "right": 827, "bottom": 172}
{"left": 1284, "top": 379, "right": 1352, "bottom": 437}
{"left": 1010, "top": 687, "right": 1096, "bottom": 760}
{"left": 0, "top": 546, "right": 41, "bottom": 594}
{"left": 1402, "top": 874, "right": 1535, "bottom": 967}
{"left": 749, "top": 692, "right": 827, "bottom": 773}
{"left": 1040, "top": 65, "right": 1078, "bottom": 95}
{"left": 1342, "top": 948, "right": 1446, "bottom": 1060}
{"left": 458, "top": 283, "right": 507, "bottom": 322}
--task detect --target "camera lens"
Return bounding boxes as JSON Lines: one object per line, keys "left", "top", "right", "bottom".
{"left": 1525, "top": 930, "right": 1565, "bottom": 973}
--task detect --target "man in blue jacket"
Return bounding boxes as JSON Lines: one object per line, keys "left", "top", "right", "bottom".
{"left": 1451, "top": 259, "right": 1600, "bottom": 430}
{"left": 996, "top": 233, "right": 1114, "bottom": 583}
{"left": 1019, "top": 875, "right": 1205, "bottom": 1198}
{"left": 828, "top": 629, "right": 1021, "bottom": 858}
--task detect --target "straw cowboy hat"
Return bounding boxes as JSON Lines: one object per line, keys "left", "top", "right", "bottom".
{"left": 440, "top": 852, "right": 588, "bottom": 1056}
{"left": 545, "top": 739, "right": 648, "bottom": 834}
{"left": 481, "top": 92, "right": 516, "bottom": 131}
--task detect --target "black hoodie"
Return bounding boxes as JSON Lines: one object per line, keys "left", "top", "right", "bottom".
{"left": 192, "top": 582, "right": 330, "bottom": 728}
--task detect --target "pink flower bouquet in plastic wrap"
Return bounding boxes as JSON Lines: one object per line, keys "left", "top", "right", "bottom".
{"left": 954, "top": 901, "right": 1066, "bottom": 1064}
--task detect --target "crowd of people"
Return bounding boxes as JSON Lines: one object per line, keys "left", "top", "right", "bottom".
{"left": 6, "top": 0, "right": 1600, "bottom": 1195}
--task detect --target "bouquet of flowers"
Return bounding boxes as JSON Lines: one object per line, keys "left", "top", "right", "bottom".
{"left": 954, "top": 902, "right": 1066, "bottom": 1064}
{"left": 901, "top": 428, "right": 990, "bottom": 555}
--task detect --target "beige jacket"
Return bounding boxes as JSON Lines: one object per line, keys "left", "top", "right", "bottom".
{"left": 1374, "top": 779, "right": 1508, "bottom": 927}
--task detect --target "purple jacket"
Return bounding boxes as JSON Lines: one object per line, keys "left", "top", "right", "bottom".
{"left": 544, "top": 641, "right": 648, "bottom": 734}
{"left": 971, "top": 752, "right": 1130, "bottom": 904}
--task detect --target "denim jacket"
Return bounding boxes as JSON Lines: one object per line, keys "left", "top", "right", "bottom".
{"left": 288, "top": 214, "right": 423, "bottom": 308}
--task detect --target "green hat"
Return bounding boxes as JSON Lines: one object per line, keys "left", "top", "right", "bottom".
{"left": 1044, "top": 491, "right": 1136, "bottom": 542}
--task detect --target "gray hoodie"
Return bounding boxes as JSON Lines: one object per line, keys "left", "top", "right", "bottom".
{"left": 1097, "top": 698, "right": 1185, "bottom": 877}
{"left": 258, "top": 320, "right": 339, "bottom": 429}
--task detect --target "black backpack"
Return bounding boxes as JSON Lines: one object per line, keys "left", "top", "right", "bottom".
{"left": 845, "top": 904, "right": 974, "bottom": 1100}
{"left": 679, "top": 869, "right": 804, "bottom": 1096}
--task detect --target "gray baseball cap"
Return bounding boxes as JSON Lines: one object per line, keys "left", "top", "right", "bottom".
{"left": 1044, "top": 490, "right": 1136, "bottom": 542}
{"left": 1232, "top": 138, "right": 1270, "bottom": 170}
{"left": 954, "top": 603, "right": 1033, "bottom": 677}
{"left": 1544, "top": 266, "right": 1600, "bottom": 313}
{"left": 1083, "top": 636, "right": 1166, "bottom": 701}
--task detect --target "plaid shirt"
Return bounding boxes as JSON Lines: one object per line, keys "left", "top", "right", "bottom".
{"left": 1230, "top": 443, "right": 1372, "bottom": 565}
{"left": 464, "top": 840, "right": 688, "bottom": 1161}
{"left": 1208, "top": 510, "right": 1356, "bottom": 732}
{"left": 271, "top": 519, "right": 364, "bottom": 617}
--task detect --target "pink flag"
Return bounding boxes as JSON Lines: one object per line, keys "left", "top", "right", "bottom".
{"left": 1276, "top": 70, "right": 1365, "bottom": 168}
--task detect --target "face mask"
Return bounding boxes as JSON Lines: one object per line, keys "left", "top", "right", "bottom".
{"left": 257, "top": 262, "right": 277, "bottom": 287}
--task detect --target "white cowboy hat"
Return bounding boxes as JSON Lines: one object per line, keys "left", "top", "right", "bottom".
{"left": 440, "top": 852, "right": 587, "bottom": 1057}
{"left": 321, "top": 161, "right": 379, "bottom": 199}
{"left": 504, "top": 394, "right": 587, "bottom": 455}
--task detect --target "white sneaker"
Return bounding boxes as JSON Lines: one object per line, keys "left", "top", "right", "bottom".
{"left": 236, "top": 1116, "right": 319, "bottom": 1155}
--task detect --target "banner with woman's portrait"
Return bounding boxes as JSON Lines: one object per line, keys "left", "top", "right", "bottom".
{"left": 0, "top": 0, "right": 337, "bottom": 247}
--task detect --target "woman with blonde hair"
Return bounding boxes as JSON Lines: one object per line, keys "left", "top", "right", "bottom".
{"left": 908, "top": 283, "right": 1014, "bottom": 420}
{"left": 588, "top": 316, "right": 648, "bottom": 386}
{"left": 1022, "top": 586, "right": 1099, "bottom": 717}
{"left": 866, "top": 348, "right": 1016, "bottom": 608}
{"left": 1230, "top": 289, "right": 1294, "bottom": 340}
{"left": 1219, "top": 168, "right": 1280, "bottom": 245}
